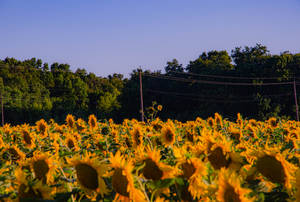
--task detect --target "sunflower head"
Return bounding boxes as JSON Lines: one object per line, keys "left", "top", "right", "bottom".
{"left": 67, "top": 152, "right": 109, "bottom": 196}
{"left": 88, "top": 114, "right": 98, "bottom": 130}
{"left": 131, "top": 125, "right": 143, "bottom": 148}
{"left": 161, "top": 125, "right": 176, "bottom": 147}
{"left": 36, "top": 119, "right": 48, "bottom": 136}
{"left": 66, "top": 114, "right": 75, "bottom": 128}
{"left": 268, "top": 117, "right": 278, "bottom": 129}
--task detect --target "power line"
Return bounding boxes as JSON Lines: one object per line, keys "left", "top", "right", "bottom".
{"left": 168, "top": 70, "right": 296, "bottom": 80}
{"left": 144, "top": 74, "right": 294, "bottom": 86}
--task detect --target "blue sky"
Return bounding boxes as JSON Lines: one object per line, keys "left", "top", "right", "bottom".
{"left": 0, "top": 0, "right": 300, "bottom": 76}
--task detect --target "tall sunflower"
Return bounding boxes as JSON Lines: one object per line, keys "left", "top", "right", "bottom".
{"left": 109, "top": 151, "right": 147, "bottom": 202}
{"left": 66, "top": 114, "right": 75, "bottom": 128}
{"left": 67, "top": 152, "right": 109, "bottom": 197}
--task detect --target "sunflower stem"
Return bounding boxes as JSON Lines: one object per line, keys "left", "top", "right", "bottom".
{"left": 135, "top": 176, "right": 150, "bottom": 202}
{"left": 58, "top": 166, "right": 75, "bottom": 202}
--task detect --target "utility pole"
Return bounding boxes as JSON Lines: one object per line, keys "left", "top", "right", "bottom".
{"left": 0, "top": 93, "right": 3, "bottom": 126}
{"left": 139, "top": 69, "right": 144, "bottom": 122}
{"left": 293, "top": 78, "right": 299, "bottom": 121}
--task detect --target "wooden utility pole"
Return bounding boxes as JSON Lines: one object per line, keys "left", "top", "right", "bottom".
{"left": 0, "top": 93, "right": 3, "bottom": 126}
{"left": 293, "top": 78, "right": 299, "bottom": 121}
{"left": 139, "top": 69, "right": 144, "bottom": 122}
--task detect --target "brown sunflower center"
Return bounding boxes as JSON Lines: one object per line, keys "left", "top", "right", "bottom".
{"left": 23, "top": 131, "right": 32, "bottom": 145}
{"left": 164, "top": 129, "right": 174, "bottom": 143}
{"left": 75, "top": 163, "right": 99, "bottom": 190}
{"left": 143, "top": 158, "right": 163, "bottom": 181}
{"left": 67, "top": 139, "right": 75, "bottom": 149}
{"left": 90, "top": 118, "right": 96, "bottom": 128}
{"left": 33, "top": 159, "right": 50, "bottom": 183}
{"left": 7, "top": 148, "right": 20, "bottom": 161}
{"left": 256, "top": 155, "right": 286, "bottom": 184}
{"left": 208, "top": 147, "right": 231, "bottom": 170}
{"left": 112, "top": 168, "right": 129, "bottom": 197}
{"left": 223, "top": 183, "right": 241, "bottom": 202}
{"left": 182, "top": 162, "right": 196, "bottom": 179}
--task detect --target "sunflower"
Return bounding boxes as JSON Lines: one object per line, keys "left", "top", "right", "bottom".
{"left": 67, "top": 152, "right": 109, "bottom": 197}
{"left": 66, "top": 114, "right": 75, "bottom": 128}
{"left": 88, "top": 114, "right": 98, "bottom": 130}
{"left": 64, "top": 134, "right": 80, "bottom": 151}
{"left": 214, "top": 113, "right": 223, "bottom": 128}
{"left": 76, "top": 118, "right": 86, "bottom": 132}
{"left": 267, "top": 117, "right": 278, "bottom": 129}
{"left": 207, "top": 117, "right": 215, "bottom": 128}
{"left": 137, "top": 146, "right": 175, "bottom": 181}
{"left": 109, "top": 151, "right": 147, "bottom": 202}
{"left": 236, "top": 113, "right": 243, "bottom": 126}
{"left": 36, "top": 119, "right": 48, "bottom": 138}
{"left": 21, "top": 129, "right": 36, "bottom": 149}
{"left": 29, "top": 151, "right": 57, "bottom": 184}
{"left": 254, "top": 148, "right": 297, "bottom": 189}
{"left": 131, "top": 125, "right": 144, "bottom": 148}
{"left": 2, "top": 145, "right": 26, "bottom": 162}
{"left": 161, "top": 125, "right": 176, "bottom": 147}
{"left": 217, "top": 168, "right": 253, "bottom": 202}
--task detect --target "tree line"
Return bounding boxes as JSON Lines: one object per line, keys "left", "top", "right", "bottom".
{"left": 1, "top": 44, "right": 300, "bottom": 124}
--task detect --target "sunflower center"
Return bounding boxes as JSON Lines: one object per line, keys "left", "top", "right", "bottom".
{"left": 208, "top": 147, "right": 231, "bottom": 170}
{"left": 256, "top": 155, "right": 286, "bottom": 184}
{"left": 112, "top": 168, "right": 129, "bottom": 197}
{"left": 182, "top": 162, "right": 196, "bottom": 179}
{"left": 23, "top": 131, "right": 32, "bottom": 145}
{"left": 165, "top": 129, "right": 174, "bottom": 143}
{"left": 33, "top": 160, "right": 49, "bottom": 183}
{"left": 223, "top": 183, "right": 241, "bottom": 202}
{"left": 143, "top": 158, "right": 163, "bottom": 180}
{"left": 75, "top": 163, "right": 99, "bottom": 190}
{"left": 67, "top": 139, "right": 75, "bottom": 149}
{"left": 7, "top": 148, "right": 20, "bottom": 161}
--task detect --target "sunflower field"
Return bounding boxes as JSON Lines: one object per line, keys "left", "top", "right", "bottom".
{"left": 0, "top": 111, "right": 299, "bottom": 202}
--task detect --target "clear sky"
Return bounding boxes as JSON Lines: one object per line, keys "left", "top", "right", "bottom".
{"left": 1, "top": 0, "right": 300, "bottom": 77}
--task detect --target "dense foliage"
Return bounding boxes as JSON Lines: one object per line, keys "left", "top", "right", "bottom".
{"left": 1, "top": 44, "right": 300, "bottom": 124}
{"left": 0, "top": 114, "right": 299, "bottom": 201}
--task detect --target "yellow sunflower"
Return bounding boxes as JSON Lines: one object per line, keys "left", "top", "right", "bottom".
{"left": 254, "top": 148, "right": 297, "bottom": 189}
{"left": 2, "top": 145, "right": 26, "bottom": 162}
{"left": 66, "top": 114, "right": 75, "bottom": 128}
{"left": 36, "top": 119, "right": 48, "bottom": 138}
{"left": 161, "top": 125, "right": 176, "bottom": 147}
{"left": 67, "top": 152, "right": 109, "bottom": 197}
{"left": 14, "top": 168, "right": 53, "bottom": 201}
{"left": 29, "top": 151, "right": 57, "bottom": 184}
{"left": 131, "top": 125, "right": 144, "bottom": 148}
{"left": 21, "top": 129, "right": 36, "bottom": 149}
{"left": 217, "top": 168, "right": 253, "bottom": 202}
{"left": 137, "top": 146, "right": 176, "bottom": 181}
{"left": 88, "top": 114, "right": 98, "bottom": 130}
{"left": 64, "top": 134, "right": 80, "bottom": 151}
{"left": 109, "top": 151, "right": 147, "bottom": 202}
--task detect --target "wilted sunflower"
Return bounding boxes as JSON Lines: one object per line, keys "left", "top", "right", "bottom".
{"left": 109, "top": 151, "right": 147, "bottom": 202}
{"left": 66, "top": 114, "right": 75, "bottom": 128}
{"left": 217, "top": 168, "right": 253, "bottom": 202}
{"left": 67, "top": 152, "right": 109, "bottom": 197}
{"left": 88, "top": 114, "right": 98, "bottom": 130}
{"left": 161, "top": 125, "right": 176, "bottom": 147}
{"left": 29, "top": 151, "right": 57, "bottom": 184}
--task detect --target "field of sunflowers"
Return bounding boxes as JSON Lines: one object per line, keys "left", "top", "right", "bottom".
{"left": 0, "top": 111, "right": 299, "bottom": 201}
